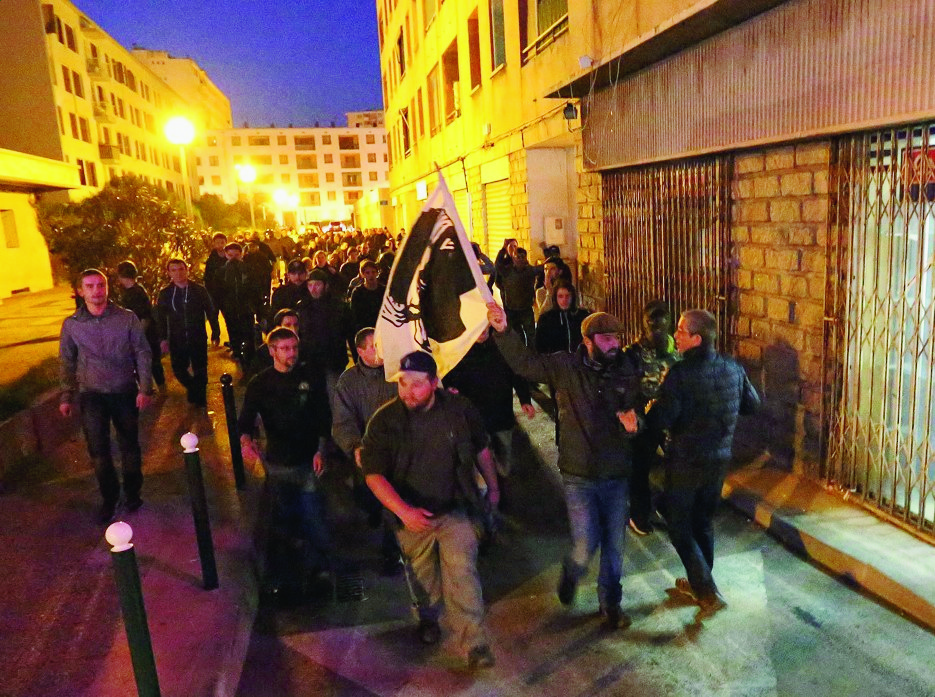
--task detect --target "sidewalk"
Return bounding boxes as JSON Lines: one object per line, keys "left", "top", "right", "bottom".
{"left": 0, "top": 347, "right": 263, "bottom": 697}
{"left": 519, "top": 412, "right": 935, "bottom": 632}
{"left": 0, "top": 285, "right": 74, "bottom": 383}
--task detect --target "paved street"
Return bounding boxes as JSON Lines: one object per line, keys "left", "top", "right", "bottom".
{"left": 235, "top": 421, "right": 935, "bottom": 697}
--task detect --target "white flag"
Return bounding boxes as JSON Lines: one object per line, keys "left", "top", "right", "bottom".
{"left": 376, "top": 175, "right": 494, "bottom": 380}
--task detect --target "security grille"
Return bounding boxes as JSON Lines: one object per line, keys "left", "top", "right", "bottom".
{"left": 826, "top": 124, "right": 935, "bottom": 537}
{"left": 602, "top": 156, "right": 733, "bottom": 350}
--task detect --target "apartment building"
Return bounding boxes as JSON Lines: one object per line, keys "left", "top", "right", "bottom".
{"left": 0, "top": 0, "right": 231, "bottom": 202}
{"left": 193, "top": 117, "right": 389, "bottom": 227}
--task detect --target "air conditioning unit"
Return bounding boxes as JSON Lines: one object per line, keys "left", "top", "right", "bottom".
{"left": 544, "top": 217, "right": 565, "bottom": 245}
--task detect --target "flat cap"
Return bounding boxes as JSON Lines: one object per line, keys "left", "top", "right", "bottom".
{"left": 581, "top": 312, "right": 623, "bottom": 338}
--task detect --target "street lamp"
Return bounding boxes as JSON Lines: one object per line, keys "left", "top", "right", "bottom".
{"left": 164, "top": 116, "right": 195, "bottom": 220}
{"left": 236, "top": 163, "right": 257, "bottom": 230}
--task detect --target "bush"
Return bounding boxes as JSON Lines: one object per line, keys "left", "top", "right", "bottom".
{"left": 38, "top": 175, "right": 212, "bottom": 292}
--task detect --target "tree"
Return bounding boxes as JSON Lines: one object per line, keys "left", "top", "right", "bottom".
{"left": 195, "top": 193, "right": 250, "bottom": 232}
{"left": 39, "top": 175, "right": 211, "bottom": 293}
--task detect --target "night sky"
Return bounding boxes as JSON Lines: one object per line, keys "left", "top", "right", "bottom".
{"left": 75, "top": 0, "right": 385, "bottom": 128}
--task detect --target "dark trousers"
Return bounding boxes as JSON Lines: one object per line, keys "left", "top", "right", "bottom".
{"left": 169, "top": 340, "right": 208, "bottom": 404}
{"left": 630, "top": 431, "right": 661, "bottom": 526}
{"left": 147, "top": 334, "right": 165, "bottom": 387}
{"left": 506, "top": 307, "right": 536, "bottom": 347}
{"left": 665, "top": 472, "right": 723, "bottom": 596}
{"left": 265, "top": 470, "right": 331, "bottom": 588}
{"left": 226, "top": 314, "right": 255, "bottom": 365}
{"left": 79, "top": 391, "right": 142, "bottom": 506}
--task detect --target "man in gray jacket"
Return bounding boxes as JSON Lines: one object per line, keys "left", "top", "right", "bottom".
{"left": 60, "top": 269, "right": 153, "bottom": 524}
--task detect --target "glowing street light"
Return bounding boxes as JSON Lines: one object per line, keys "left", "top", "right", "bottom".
{"left": 236, "top": 164, "right": 257, "bottom": 230}
{"left": 163, "top": 116, "right": 196, "bottom": 219}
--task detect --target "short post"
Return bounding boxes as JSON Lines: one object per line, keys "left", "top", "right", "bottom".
{"left": 220, "top": 373, "right": 246, "bottom": 489}
{"left": 106, "top": 522, "right": 161, "bottom": 697}
{"left": 181, "top": 432, "right": 219, "bottom": 590}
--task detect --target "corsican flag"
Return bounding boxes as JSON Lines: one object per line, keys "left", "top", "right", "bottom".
{"left": 376, "top": 174, "right": 494, "bottom": 380}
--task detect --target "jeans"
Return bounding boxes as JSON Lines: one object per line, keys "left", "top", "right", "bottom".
{"left": 562, "top": 474, "right": 629, "bottom": 610}
{"left": 665, "top": 473, "right": 723, "bottom": 596}
{"left": 491, "top": 429, "right": 514, "bottom": 476}
{"left": 266, "top": 467, "right": 331, "bottom": 586}
{"left": 169, "top": 340, "right": 208, "bottom": 404}
{"left": 79, "top": 391, "right": 142, "bottom": 506}
{"left": 395, "top": 510, "right": 487, "bottom": 655}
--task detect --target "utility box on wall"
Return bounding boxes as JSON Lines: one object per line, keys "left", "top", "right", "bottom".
{"left": 544, "top": 216, "right": 565, "bottom": 246}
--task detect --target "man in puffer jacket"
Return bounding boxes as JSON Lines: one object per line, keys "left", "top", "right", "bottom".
{"left": 648, "top": 309, "right": 760, "bottom": 617}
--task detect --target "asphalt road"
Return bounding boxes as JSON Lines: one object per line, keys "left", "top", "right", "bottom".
{"left": 235, "top": 424, "right": 935, "bottom": 697}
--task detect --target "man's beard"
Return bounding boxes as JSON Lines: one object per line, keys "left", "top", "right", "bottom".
{"left": 592, "top": 345, "right": 620, "bottom": 366}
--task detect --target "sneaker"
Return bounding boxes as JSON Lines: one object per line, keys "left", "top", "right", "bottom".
{"left": 628, "top": 518, "right": 653, "bottom": 536}
{"left": 96, "top": 501, "right": 117, "bottom": 525}
{"left": 673, "top": 577, "right": 697, "bottom": 602}
{"left": 557, "top": 570, "right": 577, "bottom": 606}
{"left": 125, "top": 496, "right": 144, "bottom": 513}
{"left": 417, "top": 618, "right": 441, "bottom": 645}
{"left": 467, "top": 644, "right": 495, "bottom": 669}
{"left": 601, "top": 605, "right": 632, "bottom": 630}
{"left": 697, "top": 591, "right": 727, "bottom": 618}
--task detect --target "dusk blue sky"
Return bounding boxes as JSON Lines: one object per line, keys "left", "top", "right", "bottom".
{"left": 76, "top": 0, "right": 385, "bottom": 128}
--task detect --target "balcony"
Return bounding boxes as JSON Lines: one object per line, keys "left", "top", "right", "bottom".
{"left": 98, "top": 143, "right": 120, "bottom": 163}
{"left": 86, "top": 58, "right": 109, "bottom": 82}
{"left": 78, "top": 16, "right": 106, "bottom": 37}
{"left": 93, "top": 100, "right": 113, "bottom": 122}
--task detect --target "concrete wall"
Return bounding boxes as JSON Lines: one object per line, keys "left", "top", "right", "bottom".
{"left": 525, "top": 147, "right": 578, "bottom": 264}
{"left": 0, "top": 191, "right": 54, "bottom": 299}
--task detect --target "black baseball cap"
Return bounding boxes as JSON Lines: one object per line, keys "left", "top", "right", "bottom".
{"left": 287, "top": 259, "right": 307, "bottom": 274}
{"left": 393, "top": 351, "right": 437, "bottom": 380}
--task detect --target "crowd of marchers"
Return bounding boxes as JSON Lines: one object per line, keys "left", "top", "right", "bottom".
{"left": 58, "top": 228, "right": 759, "bottom": 672}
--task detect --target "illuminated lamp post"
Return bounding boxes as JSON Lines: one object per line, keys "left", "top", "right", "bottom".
{"left": 163, "top": 116, "right": 195, "bottom": 220}
{"left": 236, "top": 163, "right": 257, "bottom": 230}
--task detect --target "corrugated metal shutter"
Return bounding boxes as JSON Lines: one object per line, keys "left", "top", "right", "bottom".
{"left": 483, "top": 179, "right": 511, "bottom": 256}
{"left": 453, "top": 188, "right": 472, "bottom": 238}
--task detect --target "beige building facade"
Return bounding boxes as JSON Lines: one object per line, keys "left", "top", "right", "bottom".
{"left": 193, "top": 119, "right": 389, "bottom": 227}
{"left": 0, "top": 0, "right": 230, "bottom": 203}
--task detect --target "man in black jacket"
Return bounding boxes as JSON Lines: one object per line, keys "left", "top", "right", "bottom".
{"left": 156, "top": 259, "right": 220, "bottom": 406}
{"left": 648, "top": 309, "right": 759, "bottom": 617}
{"left": 488, "top": 303, "right": 641, "bottom": 630}
{"left": 221, "top": 242, "right": 256, "bottom": 365}
{"left": 116, "top": 260, "right": 165, "bottom": 390}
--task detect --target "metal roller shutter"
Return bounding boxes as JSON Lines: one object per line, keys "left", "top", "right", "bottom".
{"left": 483, "top": 179, "right": 511, "bottom": 256}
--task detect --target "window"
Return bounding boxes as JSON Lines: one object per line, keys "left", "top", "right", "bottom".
{"left": 64, "top": 24, "right": 76, "bottom": 51}
{"left": 195, "top": 157, "right": 202, "bottom": 166}
{"left": 322, "top": 135, "right": 332, "bottom": 145}
{"left": 76, "top": 159, "right": 96, "bottom": 186}
{"left": 296, "top": 155, "right": 317, "bottom": 169}
{"left": 198, "top": 176, "right": 205, "bottom": 186}
{"left": 423, "top": 0, "right": 436, "bottom": 28}
{"left": 56, "top": 107, "right": 64, "bottom": 135}
{"left": 300, "top": 192, "right": 320, "bottom": 206}
{"left": 467, "top": 11, "right": 481, "bottom": 90}
{"left": 339, "top": 135, "right": 359, "bottom": 150}
{"left": 344, "top": 190, "right": 362, "bottom": 204}
{"left": 366, "top": 134, "right": 375, "bottom": 144}
{"left": 231, "top": 136, "right": 241, "bottom": 146}
{"left": 325, "top": 172, "right": 334, "bottom": 182}
{"left": 324, "top": 154, "right": 333, "bottom": 164}
{"left": 367, "top": 152, "right": 377, "bottom": 163}
{"left": 384, "top": 153, "right": 388, "bottom": 162}
{"left": 78, "top": 117, "right": 91, "bottom": 143}
{"left": 490, "top": 0, "right": 506, "bottom": 70}
{"left": 369, "top": 171, "right": 379, "bottom": 181}
{"left": 537, "top": 0, "right": 568, "bottom": 34}
{"left": 211, "top": 175, "right": 221, "bottom": 185}
{"left": 253, "top": 154, "right": 273, "bottom": 165}
{"left": 442, "top": 40, "right": 460, "bottom": 123}
{"left": 116, "top": 98, "right": 125, "bottom": 119}
{"left": 417, "top": 88, "right": 425, "bottom": 137}
{"left": 209, "top": 156, "right": 219, "bottom": 166}
{"left": 277, "top": 135, "right": 287, "bottom": 145}
{"left": 341, "top": 153, "right": 361, "bottom": 168}
{"left": 207, "top": 136, "right": 218, "bottom": 146}
{"left": 342, "top": 172, "right": 362, "bottom": 187}
{"left": 259, "top": 173, "right": 274, "bottom": 184}
{"left": 248, "top": 135, "right": 270, "bottom": 146}
{"left": 294, "top": 135, "right": 315, "bottom": 150}
{"left": 397, "top": 29, "right": 406, "bottom": 76}
{"left": 61, "top": 67, "right": 72, "bottom": 93}
{"left": 401, "top": 108, "right": 411, "bottom": 154}
{"left": 1, "top": 210, "right": 19, "bottom": 248}
{"left": 144, "top": 113, "right": 154, "bottom": 133}
{"left": 281, "top": 174, "right": 290, "bottom": 183}
{"left": 233, "top": 154, "right": 245, "bottom": 163}
{"left": 427, "top": 65, "right": 439, "bottom": 134}
{"left": 298, "top": 173, "right": 319, "bottom": 188}
{"left": 279, "top": 155, "right": 289, "bottom": 164}
{"left": 69, "top": 113, "right": 79, "bottom": 139}
{"left": 327, "top": 191, "right": 336, "bottom": 201}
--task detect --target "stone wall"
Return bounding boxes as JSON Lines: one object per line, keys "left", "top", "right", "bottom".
{"left": 508, "top": 149, "right": 531, "bottom": 252}
{"left": 576, "top": 146, "right": 606, "bottom": 310}
{"left": 731, "top": 141, "right": 830, "bottom": 475}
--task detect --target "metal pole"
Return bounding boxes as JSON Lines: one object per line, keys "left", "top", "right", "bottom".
{"left": 106, "top": 522, "right": 161, "bottom": 697}
{"left": 180, "top": 432, "right": 219, "bottom": 590}
{"left": 220, "top": 372, "right": 246, "bottom": 489}
{"left": 179, "top": 145, "right": 194, "bottom": 220}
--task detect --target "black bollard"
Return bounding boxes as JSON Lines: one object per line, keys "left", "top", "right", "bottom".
{"left": 220, "top": 372, "right": 246, "bottom": 490}
{"left": 106, "top": 522, "right": 162, "bottom": 697}
{"left": 181, "top": 433, "right": 219, "bottom": 590}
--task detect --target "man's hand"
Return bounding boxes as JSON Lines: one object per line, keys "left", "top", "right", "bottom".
{"left": 521, "top": 403, "right": 536, "bottom": 420}
{"left": 59, "top": 402, "right": 73, "bottom": 418}
{"left": 240, "top": 435, "right": 261, "bottom": 462}
{"left": 353, "top": 447, "right": 363, "bottom": 469}
{"left": 159, "top": 340, "right": 169, "bottom": 355}
{"left": 136, "top": 393, "right": 152, "bottom": 410}
{"left": 617, "top": 409, "right": 638, "bottom": 433}
{"left": 399, "top": 505, "right": 435, "bottom": 533}
{"left": 313, "top": 450, "right": 326, "bottom": 476}
{"left": 487, "top": 302, "right": 508, "bottom": 333}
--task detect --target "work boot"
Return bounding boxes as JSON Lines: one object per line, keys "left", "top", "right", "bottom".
{"left": 96, "top": 501, "right": 117, "bottom": 525}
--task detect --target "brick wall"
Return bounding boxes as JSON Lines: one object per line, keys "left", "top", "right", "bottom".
{"left": 508, "top": 150, "right": 531, "bottom": 252}
{"left": 576, "top": 146, "right": 605, "bottom": 310}
{"left": 732, "top": 141, "right": 830, "bottom": 474}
